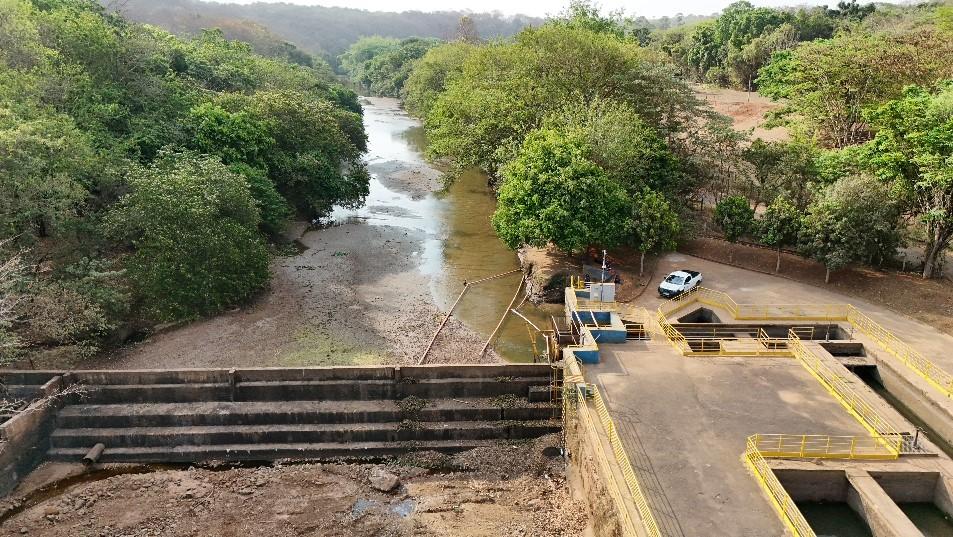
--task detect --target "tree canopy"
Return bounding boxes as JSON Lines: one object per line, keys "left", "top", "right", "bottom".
{"left": 0, "top": 0, "right": 369, "bottom": 360}
{"left": 864, "top": 83, "right": 953, "bottom": 278}
{"left": 491, "top": 129, "right": 631, "bottom": 254}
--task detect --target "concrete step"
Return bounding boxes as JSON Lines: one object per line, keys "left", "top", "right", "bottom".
{"left": 55, "top": 399, "right": 559, "bottom": 428}
{"left": 49, "top": 420, "right": 562, "bottom": 449}
{"left": 47, "top": 439, "right": 508, "bottom": 463}
{"left": 77, "top": 377, "right": 552, "bottom": 404}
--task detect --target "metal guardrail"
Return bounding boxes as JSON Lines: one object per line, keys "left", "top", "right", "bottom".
{"left": 591, "top": 388, "right": 663, "bottom": 537}
{"left": 846, "top": 306, "right": 953, "bottom": 398}
{"left": 750, "top": 433, "right": 899, "bottom": 460}
{"left": 564, "top": 357, "right": 661, "bottom": 537}
{"left": 743, "top": 437, "right": 817, "bottom": 537}
{"left": 657, "top": 287, "right": 953, "bottom": 399}
{"left": 787, "top": 332, "right": 903, "bottom": 455}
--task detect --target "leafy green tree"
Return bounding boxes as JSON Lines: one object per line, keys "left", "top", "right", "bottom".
{"left": 630, "top": 189, "right": 680, "bottom": 275}
{"left": 108, "top": 151, "right": 269, "bottom": 321}
{"left": 553, "top": 0, "right": 625, "bottom": 38}
{"left": 491, "top": 129, "right": 630, "bottom": 254}
{"left": 243, "top": 89, "right": 369, "bottom": 217}
{"left": 0, "top": 111, "right": 93, "bottom": 241}
{"left": 543, "top": 100, "right": 683, "bottom": 197}
{"left": 757, "top": 195, "right": 802, "bottom": 272}
{"left": 800, "top": 175, "right": 901, "bottom": 282}
{"left": 188, "top": 102, "right": 274, "bottom": 167}
{"left": 743, "top": 138, "right": 820, "bottom": 208}
{"left": 229, "top": 163, "right": 292, "bottom": 237}
{"left": 403, "top": 41, "right": 475, "bottom": 118}
{"left": 360, "top": 37, "right": 441, "bottom": 97}
{"left": 715, "top": 196, "right": 754, "bottom": 261}
{"left": 826, "top": 1, "right": 876, "bottom": 21}
{"left": 425, "top": 23, "right": 703, "bottom": 176}
{"left": 865, "top": 83, "right": 953, "bottom": 278}
{"left": 758, "top": 32, "right": 953, "bottom": 147}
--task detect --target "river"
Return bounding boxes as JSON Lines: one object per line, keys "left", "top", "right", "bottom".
{"left": 330, "top": 97, "right": 559, "bottom": 362}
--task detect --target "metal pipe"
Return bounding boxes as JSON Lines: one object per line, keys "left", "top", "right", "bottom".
{"left": 83, "top": 443, "right": 105, "bottom": 466}
{"left": 480, "top": 277, "right": 525, "bottom": 356}
{"left": 418, "top": 268, "right": 522, "bottom": 365}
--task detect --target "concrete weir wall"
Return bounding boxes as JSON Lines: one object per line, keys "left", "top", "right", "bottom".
{"left": 0, "top": 364, "right": 560, "bottom": 496}
{"left": 0, "top": 375, "right": 65, "bottom": 495}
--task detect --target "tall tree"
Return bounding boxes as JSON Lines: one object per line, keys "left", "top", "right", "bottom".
{"left": 631, "top": 190, "right": 680, "bottom": 275}
{"left": 757, "top": 195, "right": 802, "bottom": 272}
{"left": 491, "top": 129, "right": 630, "bottom": 254}
{"left": 758, "top": 32, "right": 953, "bottom": 147}
{"left": 454, "top": 15, "right": 481, "bottom": 44}
{"left": 799, "top": 175, "right": 901, "bottom": 283}
{"left": 865, "top": 83, "right": 953, "bottom": 278}
{"left": 714, "top": 195, "right": 754, "bottom": 261}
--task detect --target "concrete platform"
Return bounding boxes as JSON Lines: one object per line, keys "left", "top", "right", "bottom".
{"left": 589, "top": 340, "right": 872, "bottom": 537}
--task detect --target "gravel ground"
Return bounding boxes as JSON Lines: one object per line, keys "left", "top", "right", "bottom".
{"left": 0, "top": 435, "right": 587, "bottom": 537}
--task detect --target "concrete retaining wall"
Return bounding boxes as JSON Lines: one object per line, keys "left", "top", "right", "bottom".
{"left": 0, "top": 376, "right": 64, "bottom": 495}
{"left": 871, "top": 350, "right": 953, "bottom": 450}
{"left": 565, "top": 400, "right": 626, "bottom": 537}
{"left": 775, "top": 469, "right": 850, "bottom": 502}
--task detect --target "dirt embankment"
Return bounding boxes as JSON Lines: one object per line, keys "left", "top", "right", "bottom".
{"left": 0, "top": 435, "right": 588, "bottom": 537}
{"left": 518, "top": 246, "right": 660, "bottom": 305}
{"left": 694, "top": 84, "right": 790, "bottom": 142}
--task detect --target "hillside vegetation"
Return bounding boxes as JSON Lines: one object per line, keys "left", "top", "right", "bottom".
{"left": 102, "top": 0, "right": 544, "bottom": 66}
{"left": 348, "top": 0, "right": 953, "bottom": 282}
{"left": 0, "top": 0, "right": 368, "bottom": 364}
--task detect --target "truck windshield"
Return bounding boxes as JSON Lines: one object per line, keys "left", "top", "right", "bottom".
{"left": 665, "top": 275, "right": 685, "bottom": 285}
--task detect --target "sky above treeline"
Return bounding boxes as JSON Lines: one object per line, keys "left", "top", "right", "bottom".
{"left": 209, "top": 0, "right": 904, "bottom": 19}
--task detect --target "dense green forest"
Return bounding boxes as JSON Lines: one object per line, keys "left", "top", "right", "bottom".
{"left": 345, "top": 0, "right": 952, "bottom": 282}
{"left": 101, "top": 0, "right": 544, "bottom": 67}
{"left": 0, "top": 0, "right": 368, "bottom": 364}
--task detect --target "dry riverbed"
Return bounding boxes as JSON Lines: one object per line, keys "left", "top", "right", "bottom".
{"left": 85, "top": 163, "right": 499, "bottom": 369}
{"left": 0, "top": 435, "right": 588, "bottom": 537}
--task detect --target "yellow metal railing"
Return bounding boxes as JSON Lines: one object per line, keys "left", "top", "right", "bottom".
{"left": 591, "top": 388, "right": 663, "bottom": 537}
{"left": 656, "top": 287, "right": 953, "bottom": 399}
{"left": 787, "top": 331, "right": 902, "bottom": 455}
{"left": 563, "top": 357, "right": 661, "bottom": 536}
{"left": 744, "top": 437, "right": 817, "bottom": 537}
{"left": 846, "top": 306, "right": 953, "bottom": 398}
{"left": 750, "top": 433, "right": 899, "bottom": 460}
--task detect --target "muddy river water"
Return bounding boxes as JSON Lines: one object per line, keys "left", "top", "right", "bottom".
{"left": 331, "top": 97, "right": 558, "bottom": 362}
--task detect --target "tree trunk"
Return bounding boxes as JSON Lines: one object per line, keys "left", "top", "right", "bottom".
{"left": 776, "top": 247, "right": 782, "bottom": 273}
{"left": 825, "top": 267, "right": 830, "bottom": 284}
{"left": 922, "top": 225, "right": 952, "bottom": 279}
{"left": 639, "top": 251, "right": 645, "bottom": 276}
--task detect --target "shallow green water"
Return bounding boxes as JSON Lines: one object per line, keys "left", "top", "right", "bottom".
{"left": 798, "top": 502, "right": 872, "bottom": 537}
{"left": 332, "top": 97, "right": 559, "bottom": 362}
{"left": 902, "top": 503, "right": 953, "bottom": 536}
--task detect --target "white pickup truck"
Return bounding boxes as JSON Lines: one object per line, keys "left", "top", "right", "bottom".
{"left": 657, "top": 270, "right": 703, "bottom": 299}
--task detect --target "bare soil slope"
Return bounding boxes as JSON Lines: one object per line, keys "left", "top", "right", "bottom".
{"left": 694, "top": 84, "right": 790, "bottom": 142}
